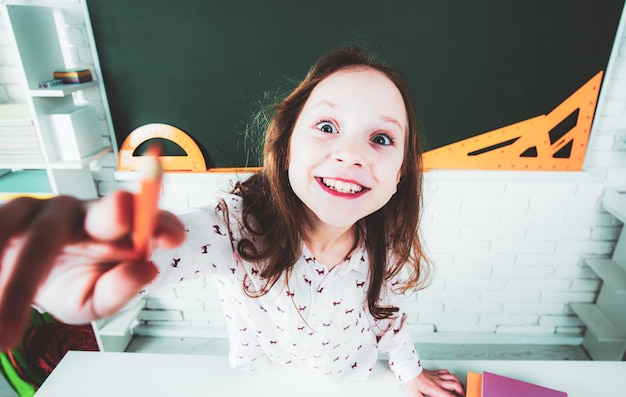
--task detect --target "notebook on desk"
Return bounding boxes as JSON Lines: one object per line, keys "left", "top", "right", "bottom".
{"left": 483, "top": 371, "right": 568, "bottom": 397}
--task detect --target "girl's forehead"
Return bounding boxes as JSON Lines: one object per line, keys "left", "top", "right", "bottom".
{"left": 307, "top": 67, "right": 408, "bottom": 129}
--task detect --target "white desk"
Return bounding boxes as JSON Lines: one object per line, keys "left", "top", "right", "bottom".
{"left": 35, "top": 351, "right": 626, "bottom": 397}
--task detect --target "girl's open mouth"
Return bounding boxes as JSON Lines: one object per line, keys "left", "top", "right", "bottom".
{"left": 318, "top": 177, "right": 368, "bottom": 194}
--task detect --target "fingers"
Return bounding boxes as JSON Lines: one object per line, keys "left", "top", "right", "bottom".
{"left": 429, "top": 371, "right": 464, "bottom": 397}
{"left": 0, "top": 196, "right": 84, "bottom": 350}
{"left": 0, "top": 197, "right": 42, "bottom": 248}
{"left": 84, "top": 191, "right": 134, "bottom": 242}
{"left": 0, "top": 191, "right": 185, "bottom": 350}
{"left": 85, "top": 191, "right": 185, "bottom": 251}
{"left": 32, "top": 257, "right": 159, "bottom": 324}
{"left": 91, "top": 260, "right": 159, "bottom": 318}
{"left": 155, "top": 211, "right": 186, "bottom": 249}
{"left": 415, "top": 369, "right": 465, "bottom": 397}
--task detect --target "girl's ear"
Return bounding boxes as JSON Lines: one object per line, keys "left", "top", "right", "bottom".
{"left": 396, "top": 164, "right": 403, "bottom": 185}
{"left": 392, "top": 170, "right": 401, "bottom": 194}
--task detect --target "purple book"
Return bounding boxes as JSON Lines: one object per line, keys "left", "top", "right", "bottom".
{"left": 483, "top": 371, "right": 568, "bottom": 397}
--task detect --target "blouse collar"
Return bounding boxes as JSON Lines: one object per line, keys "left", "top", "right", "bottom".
{"left": 300, "top": 240, "right": 368, "bottom": 276}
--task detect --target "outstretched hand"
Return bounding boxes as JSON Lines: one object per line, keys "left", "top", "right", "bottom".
{"left": 402, "top": 368, "right": 465, "bottom": 397}
{"left": 0, "top": 191, "right": 185, "bottom": 350}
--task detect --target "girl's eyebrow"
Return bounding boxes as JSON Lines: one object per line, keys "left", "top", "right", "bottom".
{"left": 311, "top": 100, "right": 340, "bottom": 110}
{"left": 312, "top": 100, "right": 404, "bottom": 131}
{"left": 379, "top": 115, "right": 404, "bottom": 133}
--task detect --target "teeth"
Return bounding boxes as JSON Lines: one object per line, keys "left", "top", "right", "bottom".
{"left": 322, "top": 178, "right": 363, "bottom": 194}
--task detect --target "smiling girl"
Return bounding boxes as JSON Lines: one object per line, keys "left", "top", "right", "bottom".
{"left": 0, "top": 46, "right": 464, "bottom": 397}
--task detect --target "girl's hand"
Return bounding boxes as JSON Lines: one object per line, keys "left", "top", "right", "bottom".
{"left": 0, "top": 191, "right": 186, "bottom": 350}
{"left": 401, "top": 368, "right": 465, "bottom": 397}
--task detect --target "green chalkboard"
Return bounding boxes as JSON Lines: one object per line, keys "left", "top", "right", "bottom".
{"left": 85, "top": 0, "right": 624, "bottom": 168}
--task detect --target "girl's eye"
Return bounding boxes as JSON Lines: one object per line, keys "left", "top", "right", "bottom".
{"left": 316, "top": 121, "right": 337, "bottom": 134}
{"left": 371, "top": 133, "right": 394, "bottom": 146}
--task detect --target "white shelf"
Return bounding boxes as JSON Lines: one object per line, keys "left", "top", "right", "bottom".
{"left": 49, "top": 147, "right": 111, "bottom": 169}
{"left": 1, "top": 4, "right": 115, "bottom": 200}
{"left": 92, "top": 303, "right": 144, "bottom": 352}
{"left": 0, "top": 147, "right": 110, "bottom": 170}
{"left": 0, "top": 162, "right": 47, "bottom": 170}
{"left": 29, "top": 81, "right": 98, "bottom": 98}
{"left": 603, "top": 187, "right": 626, "bottom": 224}
{"left": 585, "top": 257, "right": 626, "bottom": 293}
{"left": 571, "top": 303, "right": 625, "bottom": 342}
{"left": 0, "top": 169, "right": 54, "bottom": 202}
{"left": 573, "top": 187, "right": 626, "bottom": 360}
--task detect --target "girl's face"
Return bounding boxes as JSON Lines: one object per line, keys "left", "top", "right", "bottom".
{"left": 288, "top": 67, "right": 407, "bottom": 230}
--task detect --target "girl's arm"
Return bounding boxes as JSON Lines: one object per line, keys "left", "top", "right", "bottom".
{"left": 368, "top": 292, "right": 464, "bottom": 396}
{"left": 148, "top": 194, "right": 245, "bottom": 288}
{"left": 0, "top": 191, "right": 186, "bottom": 350}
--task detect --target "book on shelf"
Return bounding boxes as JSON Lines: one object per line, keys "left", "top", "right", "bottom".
{"left": 0, "top": 121, "right": 42, "bottom": 164}
{"left": 0, "top": 104, "right": 30, "bottom": 123}
{"left": 0, "top": 107, "right": 32, "bottom": 166}
{"left": 38, "top": 79, "right": 64, "bottom": 88}
{"left": 53, "top": 68, "right": 93, "bottom": 84}
{"left": 466, "top": 370, "right": 568, "bottom": 397}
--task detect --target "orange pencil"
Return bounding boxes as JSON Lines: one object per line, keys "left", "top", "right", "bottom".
{"left": 132, "top": 143, "right": 163, "bottom": 258}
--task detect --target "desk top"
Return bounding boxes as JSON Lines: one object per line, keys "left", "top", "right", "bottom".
{"left": 35, "top": 351, "right": 626, "bottom": 397}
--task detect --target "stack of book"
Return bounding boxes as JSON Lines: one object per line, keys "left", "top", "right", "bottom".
{"left": 0, "top": 104, "right": 43, "bottom": 164}
{"left": 52, "top": 68, "right": 93, "bottom": 84}
{"left": 466, "top": 371, "right": 568, "bottom": 397}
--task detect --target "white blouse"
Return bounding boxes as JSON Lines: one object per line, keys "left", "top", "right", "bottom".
{"left": 149, "top": 192, "right": 422, "bottom": 383}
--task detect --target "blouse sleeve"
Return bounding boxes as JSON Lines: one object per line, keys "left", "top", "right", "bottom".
{"left": 366, "top": 288, "right": 423, "bottom": 383}
{"left": 146, "top": 196, "right": 241, "bottom": 292}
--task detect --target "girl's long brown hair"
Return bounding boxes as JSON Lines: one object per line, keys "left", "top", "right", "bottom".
{"left": 232, "top": 45, "right": 431, "bottom": 319}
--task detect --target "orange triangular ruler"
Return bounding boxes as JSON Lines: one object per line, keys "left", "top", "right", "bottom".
{"left": 423, "top": 71, "right": 603, "bottom": 171}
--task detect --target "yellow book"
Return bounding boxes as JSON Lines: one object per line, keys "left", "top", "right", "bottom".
{"left": 53, "top": 68, "right": 92, "bottom": 77}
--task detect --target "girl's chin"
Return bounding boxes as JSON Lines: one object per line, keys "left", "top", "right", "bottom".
{"left": 307, "top": 212, "right": 363, "bottom": 230}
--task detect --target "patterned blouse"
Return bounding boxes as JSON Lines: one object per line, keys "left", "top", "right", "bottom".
{"left": 149, "top": 192, "right": 422, "bottom": 383}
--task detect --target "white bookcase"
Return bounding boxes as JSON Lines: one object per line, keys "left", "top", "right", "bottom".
{"left": 572, "top": 187, "right": 626, "bottom": 361}
{"left": 1, "top": 3, "right": 137, "bottom": 353}
{"left": 0, "top": 4, "right": 113, "bottom": 201}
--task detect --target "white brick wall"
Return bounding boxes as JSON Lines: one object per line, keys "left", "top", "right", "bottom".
{"left": 2, "top": 0, "right": 625, "bottom": 344}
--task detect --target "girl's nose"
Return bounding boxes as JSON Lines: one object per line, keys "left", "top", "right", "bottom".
{"left": 331, "top": 139, "right": 366, "bottom": 167}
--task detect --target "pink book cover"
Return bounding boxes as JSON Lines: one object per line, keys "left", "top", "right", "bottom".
{"left": 483, "top": 371, "right": 568, "bottom": 397}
